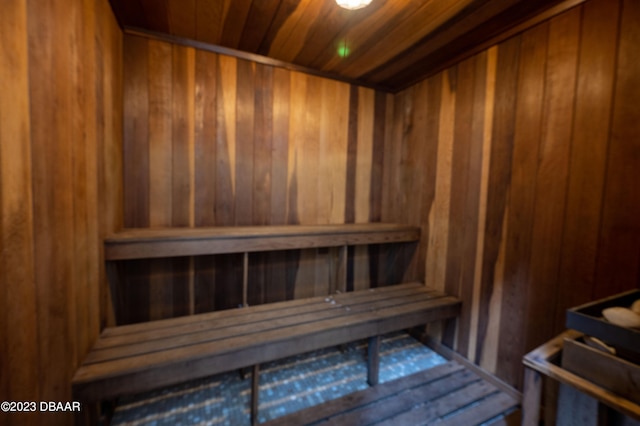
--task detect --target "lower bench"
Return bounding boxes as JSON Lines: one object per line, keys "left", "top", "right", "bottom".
{"left": 72, "top": 282, "right": 460, "bottom": 423}
{"left": 263, "top": 360, "right": 520, "bottom": 426}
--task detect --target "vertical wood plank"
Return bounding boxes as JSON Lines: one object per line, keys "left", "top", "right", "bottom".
{"left": 30, "top": 0, "right": 77, "bottom": 404}
{"left": 147, "top": 39, "right": 174, "bottom": 321}
{"left": 122, "top": 44, "right": 151, "bottom": 325}
{"left": 524, "top": 8, "right": 580, "bottom": 363}
{"left": 171, "top": 44, "right": 196, "bottom": 318}
{"left": 194, "top": 49, "right": 217, "bottom": 226}
{"left": 476, "top": 35, "right": 520, "bottom": 373}
{"left": 171, "top": 44, "right": 196, "bottom": 228}
{"left": 345, "top": 84, "right": 359, "bottom": 224}
{"left": 401, "top": 81, "right": 428, "bottom": 282}
{"left": 416, "top": 74, "right": 443, "bottom": 288}
{"left": 595, "top": 0, "right": 640, "bottom": 298}
{"left": 555, "top": 0, "right": 620, "bottom": 340}
{"left": 498, "top": 22, "right": 548, "bottom": 367}
{"left": 369, "top": 91, "right": 387, "bottom": 223}
{"left": 123, "top": 35, "right": 150, "bottom": 228}
{"left": 235, "top": 59, "right": 256, "bottom": 226}
{"left": 354, "top": 87, "right": 375, "bottom": 290}
{"left": 265, "top": 68, "right": 291, "bottom": 304}
{"left": 75, "top": 0, "right": 101, "bottom": 360}
{"left": 317, "top": 79, "right": 341, "bottom": 224}
{"left": 148, "top": 39, "right": 173, "bottom": 227}
{"left": 445, "top": 53, "right": 487, "bottom": 355}
{"left": 380, "top": 93, "right": 397, "bottom": 224}
{"left": 253, "top": 64, "right": 273, "bottom": 226}
{"left": 1, "top": 0, "right": 39, "bottom": 411}
{"left": 216, "top": 54, "right": 237, "bottom": 226}
{"left": 214, "top": 54, "right": 238, "bottom": 311}
{"left": 426, "top": 68, "right": 456, "bottom": 294}
{"left": 270, "top": 68, "right": 290, "bottom": 226}
{"left": 443, "top": 57, "right": 476, "bottom": 351}
{"left": 193, "top": 49, "right": 218, "bottom": 314}
{"left": 468, "top": 46, "right": 496, "bottom": 362}
{"left": 99, "top": 3, "right": 124, "bottom": 328}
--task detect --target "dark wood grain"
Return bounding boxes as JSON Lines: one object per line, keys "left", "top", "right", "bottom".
{"left": 554, "top": 0, "right": 620, "bottom": 342}
{"left": 443, "top": 55, "right": 477, "bottom": 351}
{"left": 594, "top": 0, "right": 640, "bottom": 298}
{"left": 500, "top": 22, "right": 547, "bottom": 367}
{"left": 123, "top": 36, "right": 150, "bottom": 228}
{"left": 524, "top": 7, "right": 580, "bottom": 366}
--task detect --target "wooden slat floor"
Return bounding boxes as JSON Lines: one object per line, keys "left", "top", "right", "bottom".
{"left": 109, "top": 332, "right": 518, "bottom": 425}
{"left": 264, "top": 360, "right": 520, "bottom": 426}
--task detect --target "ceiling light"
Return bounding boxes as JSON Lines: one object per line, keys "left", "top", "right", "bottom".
{"left": 336, "top": 0, "right": 372, "bottom": 10}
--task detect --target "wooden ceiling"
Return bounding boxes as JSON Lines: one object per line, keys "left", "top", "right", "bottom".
{"left": 109, "top": 0, "right": 571, "bottom": 92}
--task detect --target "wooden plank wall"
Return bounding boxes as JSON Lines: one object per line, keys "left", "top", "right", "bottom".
{"left": 119, "top": 34, "right": 413, "bottom": 324}
{"left": 0, "top": 0, "right": 123, "bottom": 424}
{"left": 385, "top": 0, "right": 640, "bottom": 389}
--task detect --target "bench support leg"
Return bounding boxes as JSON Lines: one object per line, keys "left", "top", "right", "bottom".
{"left": 251, "top": 364, "right": 260, "bottom": 426}
{"left": 367, "top": 335, "right": 380, "bottom": 386}
{"left": 522, "top": 367, "right": 542, "bottom": 426}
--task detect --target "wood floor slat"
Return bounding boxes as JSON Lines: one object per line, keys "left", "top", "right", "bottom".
{"left": 432, "top": 392, "right": 519, "bottom": 426}
{"left": 327, "top": 370, "right": 482, "bottom": 426}
{"left": 372, "top": 381, "right": 499, "bottom": 425}
{"left": 260, "top": 361, "right": 466, "bottom": 426}
{"left": 263, "top": 359, "right": 520, "bottom": 426}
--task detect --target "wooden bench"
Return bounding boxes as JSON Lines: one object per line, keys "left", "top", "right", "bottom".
{"left": 73, "top": 224, "right": 460, "bottom": 424}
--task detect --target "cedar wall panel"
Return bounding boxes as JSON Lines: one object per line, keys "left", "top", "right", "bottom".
{"left": 120, "top": 34, "right": 404, "bottom": 323}
{"left": 0, "top": 0, "right": 123, "bottom": 424}
{"left": 386, "top": 0, "right": 640, "bottom": 388}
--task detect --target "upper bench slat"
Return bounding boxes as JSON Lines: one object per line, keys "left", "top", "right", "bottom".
{"left": 104, "top": 223, "right": 420, "bottom": 260}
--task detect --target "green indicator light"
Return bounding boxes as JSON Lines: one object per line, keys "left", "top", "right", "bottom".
{"left": 338, "top": 45, "right": 350, "bottom": 57}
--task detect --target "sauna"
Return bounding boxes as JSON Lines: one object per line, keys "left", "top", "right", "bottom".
{"left": 1, "top": 0, "right": 639, "bottom": 425}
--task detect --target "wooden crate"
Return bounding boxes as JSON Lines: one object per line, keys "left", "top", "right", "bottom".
{"left": 561, "top": 338, "right": 640, "bottom": 405}
{"left": 566, "top": 289, "right": 640, "bottom": 358}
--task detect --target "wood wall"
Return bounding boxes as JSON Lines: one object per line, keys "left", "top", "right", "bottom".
{"left": 119, "top": 0, "right": 639, "bottom": 390}
{"left": 0, "top": 0, "right": 122, "bottom": 424}
{"left": 385, "top": 0, "right": 640, "bottom": 388}
{"left": 119, "top": 34, "right": 415, "bottom": 324}
{"left": 5, "top": 1, "right": 632, "bottom": 418}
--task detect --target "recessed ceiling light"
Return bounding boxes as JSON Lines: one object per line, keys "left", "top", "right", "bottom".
{"left": 335, "top": 0, "right": 372, "bottom": 10}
